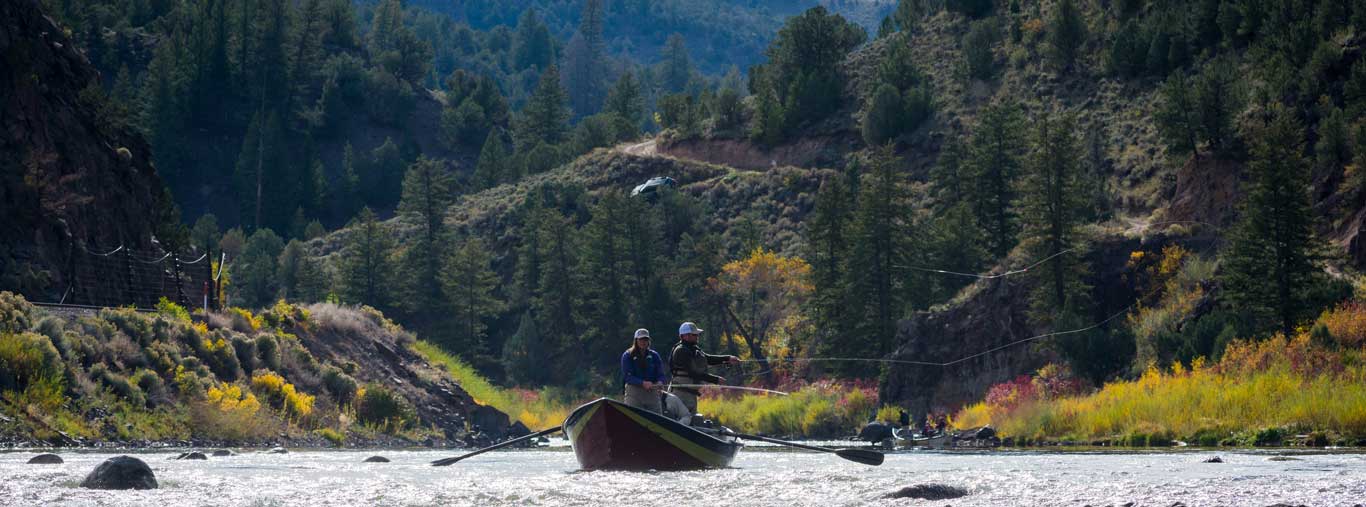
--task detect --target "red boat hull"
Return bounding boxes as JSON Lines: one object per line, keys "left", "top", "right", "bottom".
{"left": 562, "top": 398, "right": 741, "bottom": 471}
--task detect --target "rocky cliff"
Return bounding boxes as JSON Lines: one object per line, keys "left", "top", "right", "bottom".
{"left": 0, "top": 0, "right": 173, "bottom": 301}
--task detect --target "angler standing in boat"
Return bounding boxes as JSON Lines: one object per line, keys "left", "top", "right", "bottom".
{"left": 669, "top": 322, "right": 739, "bottom": 417}
{"left": 621, "top": 328, "right": 666, "bottom": 413}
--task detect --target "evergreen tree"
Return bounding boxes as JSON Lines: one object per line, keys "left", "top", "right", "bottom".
{"left": 863, "top": 84, "right": 905, "bottom": 146}
{"left": 963, "top": 18, "right": 998, "bottom": 80}
{"left": 1048, "top": 0, "right": 1086, "bottom": 73}
{"left": 535, "top": 211, "right": 581, "bottom": 381}
{"left": 192, "top": 214, "right": 221, "bottom": 252}
{"left": 235, "top": 228, "right": 285, "bottom": 308}
{"left": 338, "top": 207, "right": 396, "bottom": 308}
{"left": 474, "top": 131, "right": 511, "bottom": 189}
{"left": 931, "top": 137, "right": 968, "bottom": 209}
{"left": 1018, "top": 112, "right": 1089, "bottom": 323}
{"left": 604, "top": 70, "right": 644, "bottom": 133}
{"left": 845, "top": 146, "right": 912, "bottom": 358}
{"left": 965, "top": 101, "right": 1025, "bottom": 258}
{"left": 443, "top": 237, "right": 504, "bottom": 369}
{"left": 659, "top": 34, "right": 694, "bottom": 93}
{"left": 321, "top": 0, "right": 357, "bottom": 48}
{"left": 892, "top": 0, "right": 926, "bottom": 32}
{"left": 503, "top": 310, "right": 549, "bottom": 385}
{"left": 1194, "top": 57, "right": 1245, "bottom": 157}
{"left": 1315, "top": 101, "right": 1351, "bottom": 175}
{"left": 277, "top": 239, "right": 323, "bottom": 302}
{"left": 805, "top": 177, "right": 855, "bottom": 372}
{"left": 398, "top": 157, "right": 455, "bottom": 317}
{"left": 1155, "top": 72, "right": 1200, "bottom": 157}
{"left": 562, "top": 0, "right": 608, "bottom": 117}
{"left": 754, "top": 7, "right": 865, "bottom": 130}
{"left": 513, "top": 8, "right": 555, "bottom": 71}
{"left": 751, "top": 85, "right": 785, "bottom": 146}
{"left": 1221, "top": 104, "right": 1329, "bottom": 338}
{"left": 515, "top": 65, "right": 571, "bottom": 150}
{"left": 580, "top": 192, "right": 632, "bottom": 374}
{"left": 367, "top": 137, "right": 406, "bottom": 208}
{"left": 233, "top": 110, "right": 288, "bottom": 232}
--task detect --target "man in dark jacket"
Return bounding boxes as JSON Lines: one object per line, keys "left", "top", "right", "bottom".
{"left": 621, "top": 328, "right": 666, "bottom": 413}
{"left": 668, "top": 322, "right": 738, "bottom": 415}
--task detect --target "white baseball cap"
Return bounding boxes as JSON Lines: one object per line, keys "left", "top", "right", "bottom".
{"left": 678, "top": 322, "right": 704, "bottom": 335}
{"left": 634, "top": 328, "right": 651, "bottom": 339}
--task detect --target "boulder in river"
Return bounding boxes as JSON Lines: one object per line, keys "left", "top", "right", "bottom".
{"left": 211, "top": 449, "right": 234, "bottom": 457}
{"left": 27, "top": 453, "right": 63, "bottom": 464}
{"left": 80, "top": 456, "right": 157, "bottom": 490}
{"left": 363, "top": 456, "right": 390, "bottom": 463}
{"left": 268, "top": 447, "right": 288, "bottom": 454}
{"left": 179, "top": 452, "right": 207, "bottom": 460}
{"left": 886, "top": 484, "right": 970, "bottom": 500}
{"left": 1203, "top": 456, "right": 1223, "bottom": 463}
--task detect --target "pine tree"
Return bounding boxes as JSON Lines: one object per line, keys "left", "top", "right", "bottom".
{"left": 513, "top": 8, "right": 555, "bottom": 71}
{"left": 562, "top": 0, "right": 608, "bottom": 117}
{"left": 751, "top": 85, "right": 785, "bottom": 146}
{"left": 1155, "top": 72, "right": 1200, "bottom": 157}
{"left": 604, "top": 70, "right": 644, "bottom": 133}
{"left": 805, "top": 177, "right": 855, "bottom": 371}
{"left": 535, "top": 211, "right": 581, "bottom": 381}
{"left": 1194, "top": 57, "right": 1244, "bottom": 157}
{"left": 1315, "top": 101, "right": 1351, "bottom": 175}
{"left": 398, "top": 157, "right": 455, "bottom": 317}
{"left": 474, "top": 131, "right": 511, "bottom": 189}
{"left": 321, "top": 0, "right": 357, "bottom": 48}
{"left": 233, "top": 110, "right": 287, "bottom": 232}
{"left": 443, "top": 237, "right": 504, "bottom": 367}
{"left": 235, "top": 228, "right": 285, "bottom": 308}
{"left": 963, "top": 18, "right": 998, "bottom": 80}
{"left": 277, "top": 239, "right": 308, "bottom": 301}
{"left": 965, "top": 101, "right": 1025, "bottom": 258}
{"left": 1221, "top": 104, "right": 1328, "bottom": 338}
{"left": 503, "top": 310, "right": 549, "bottom": 385}
{"left": 515, "top": 65, "right": 571, "bottom": 150}
{"left": 659, "top": 33, "right": 694, "bottom": 93}
{"left": 863, "top": 84, "right": 905, "bottom": 146}
{"left": 1018, "top": 112, "right": 1089, "bottom": 323}
{"left": 892, "top": 0, "right": 925, "bottom": 32}
{"left": 580, "top": 192, "right": 632, "bottom": 374}
{"left": 931, "top": 137, "right": 968, "bottom": 209}
{"left": 845, "top": 146, "right": 911, "bottom": 358}
{"left": 338, "top": 207, "right": 396, "bottom": 308}
{"left": 1048, "top": 0, "right": 1086, "bottom": 74}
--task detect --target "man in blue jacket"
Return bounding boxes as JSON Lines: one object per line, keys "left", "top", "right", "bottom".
{"left": 621, "top": 328, "right": 666, "bottom": 413}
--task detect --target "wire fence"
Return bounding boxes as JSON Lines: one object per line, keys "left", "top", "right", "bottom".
{"left": 64, "top": 244, "right": 222, "bottom": 311}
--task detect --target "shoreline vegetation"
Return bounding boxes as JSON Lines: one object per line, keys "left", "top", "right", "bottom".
{"left": 952, "top": 301, "right": 1366, "bottom": 448}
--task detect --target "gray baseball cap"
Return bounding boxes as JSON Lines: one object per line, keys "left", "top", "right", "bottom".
{"left": 634, "top": 328, "right": 651, "bottom": 340}
{"left": 678, "top": 322, "right": 704, "bottom": 335}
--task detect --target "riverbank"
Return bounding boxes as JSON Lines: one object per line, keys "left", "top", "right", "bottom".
{"left": 951, "top": 302, "right": 1366, "bottom": 447}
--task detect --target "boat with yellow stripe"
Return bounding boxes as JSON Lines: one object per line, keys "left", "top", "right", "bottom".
{"left": 562, "top": 397, "right": 743, "bottom": 471}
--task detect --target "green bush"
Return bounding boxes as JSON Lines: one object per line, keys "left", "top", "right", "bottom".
{"left": 356, "top": 383, "right": 415, "bottom": 430}
{"left": 321, "top": 365, "right": 359, "bottom": 405}
{"left": 255, "top": 335, "right": 282, "bottom": 372}
{"left": 156, "top": 297, "right": 191, "bottom": 323}
{"left": 0, "top": 332, "right": 64, "bottom": 393}
{"left": 316, "top": 428, "right": 345, "bottom": 446}
{"left": 0, "top": 291, "right": 35, "bottom": 333}
{"left": 1251, "top": 427, "right": 1285, "bottom": 446}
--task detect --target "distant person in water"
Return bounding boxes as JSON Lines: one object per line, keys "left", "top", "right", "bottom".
{"left": 668, "top": 322, "right": 739, "bottom": 417}
{"left": 621, "top": 328, "right": 666, "bottom": 413}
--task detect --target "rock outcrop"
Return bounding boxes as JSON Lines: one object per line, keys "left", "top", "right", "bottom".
{"left": 26, "top": 453, "right": 63, "bottom": 464}
{"left": 0, "top": 0, "right": 171, "bottom": 301}
{"left": 80, "top": 456, "right": 157, "bottom": 490}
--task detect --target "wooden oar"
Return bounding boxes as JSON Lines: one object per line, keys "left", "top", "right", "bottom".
{"left": 431, "top": 427, "right": 561, "bottom": 466}
{"left": 722, "top": 431, "right": 884, "bottom": 466}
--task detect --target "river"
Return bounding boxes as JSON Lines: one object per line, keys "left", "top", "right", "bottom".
{"left": 3, "top": 442, "right": 1364, "bottom": 506}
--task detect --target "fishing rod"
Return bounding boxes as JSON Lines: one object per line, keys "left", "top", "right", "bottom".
{"left": 668, "top": 384, "right": 789, "bottom": 396}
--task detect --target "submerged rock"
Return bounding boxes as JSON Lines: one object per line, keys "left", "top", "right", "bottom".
{"left": 27, "top": 453, "right": 63, "bottom": 464}
{"left": 1267, "top": 456, "right": 1302, "bottom": 461}
{"left": 268, "top": 447, "right": 288, "bottom": 454}
{"left": 1203, "top": 456, "right": 1223, "bottom": 463}
{"left": 80, "top": 456, "right": 157, "bottom": 490}
{"left": 886, "top": 484, "right": 970, "bottom": 500}
{"left": 363, "top": 456, "right": 390, "bottom": 463}
{"left": 179, "top": 452, "right": 207, "bottom": 460}
{"left": 211, "top": 449, "right": 234, "bottom": 457}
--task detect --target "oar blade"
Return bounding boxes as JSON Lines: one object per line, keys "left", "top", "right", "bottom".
{"left": 834, "top": 448, "right": 885, "bottom": 466}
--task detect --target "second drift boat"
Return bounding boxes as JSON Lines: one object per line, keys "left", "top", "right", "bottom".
{"left": 562, "top": 398, "right": 742, "bottom": 471}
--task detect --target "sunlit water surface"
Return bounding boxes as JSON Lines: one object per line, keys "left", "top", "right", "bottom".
{"left": 3, "top": 442, "right": 1364, "bottom": 506}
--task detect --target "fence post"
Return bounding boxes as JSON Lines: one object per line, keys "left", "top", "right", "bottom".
{"left": 172, "top": 253, "right": 188, "bottom": 309}
{"left": 122, "top": 247, "right": 135, "bottom": 307}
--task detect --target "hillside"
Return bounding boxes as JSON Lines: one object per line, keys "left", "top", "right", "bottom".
{"left": 0, "top": 293, "right": 521, "bottom": 447}
{"left": 0, "top": 0, "right": 178, "bottom": 304}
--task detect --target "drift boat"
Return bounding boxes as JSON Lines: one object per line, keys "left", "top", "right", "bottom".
{"left": 562, "top": 398, "right": 743, "bottom": 471}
